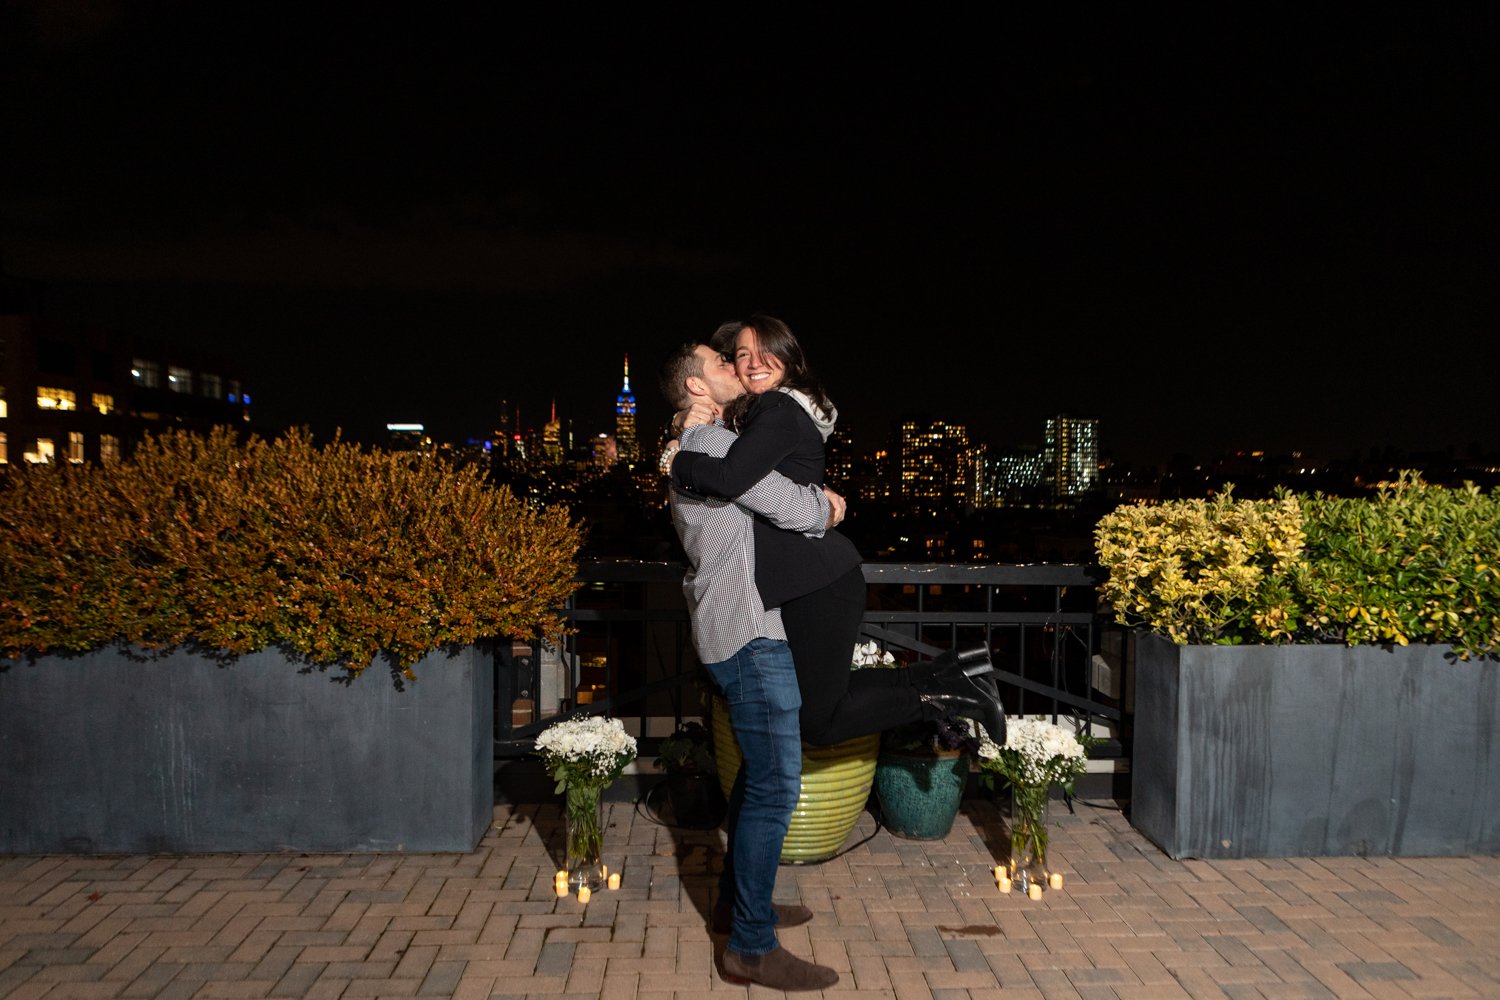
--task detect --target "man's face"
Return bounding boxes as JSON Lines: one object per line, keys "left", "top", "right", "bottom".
{"left": 693, "top": 345, "right": 744, "bottom": 406}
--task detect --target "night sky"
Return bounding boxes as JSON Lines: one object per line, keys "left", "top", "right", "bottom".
{"left": 3, "top": 6, "right": 1497, "bottom": 464}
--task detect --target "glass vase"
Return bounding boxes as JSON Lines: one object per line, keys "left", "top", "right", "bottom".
{"left": 564, "top": 782, "right": 605, "bottom": 890}
{"left": 1006, "top": 781, "right": 1050, "bottom": 892}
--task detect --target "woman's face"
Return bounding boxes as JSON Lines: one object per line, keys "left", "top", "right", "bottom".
{"left": 734, "top": 327, "right": 786, "bottom": 394}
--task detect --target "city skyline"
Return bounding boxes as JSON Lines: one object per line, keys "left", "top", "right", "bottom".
{"left": 3, "top": 10, "right": 1496, "bottom": 464}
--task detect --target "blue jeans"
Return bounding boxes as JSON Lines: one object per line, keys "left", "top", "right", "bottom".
{"left": 703, "top": 637, "right": 802, "bottom": 956}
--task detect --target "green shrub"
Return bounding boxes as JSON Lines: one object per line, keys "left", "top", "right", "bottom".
{"left": 0, "top": 428, "right": 582, "bottom": 676}
{"left": 1296, "top": 476, "right": 1500, "bottom": 655}
{"left": 1093, "top": 490, "right": 1306, "bottom": 645}
{"left": 1095, "top": 473, "right": 1500, "bottom": 659}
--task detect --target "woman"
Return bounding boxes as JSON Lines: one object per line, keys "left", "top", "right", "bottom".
{"left": 669, "top": 315, "right": 1004, "bottom": 747}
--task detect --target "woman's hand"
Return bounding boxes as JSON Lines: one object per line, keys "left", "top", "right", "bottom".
{"left": 822, "top": 487, "right": 846, "bottom": 528}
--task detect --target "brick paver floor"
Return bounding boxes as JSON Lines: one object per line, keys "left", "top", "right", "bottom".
{"left": 3, "top": 797, "right": 1498, "bottom": 998}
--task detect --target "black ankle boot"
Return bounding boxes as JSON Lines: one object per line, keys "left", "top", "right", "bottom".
{"left": 911, "top": 645, "right": 994, "bottom": 684}
{"left": 952, "top": 645, "right": 994, "bottom": 676}
{"left": 913, "top": 661, "right": 1006, "bottom": 744}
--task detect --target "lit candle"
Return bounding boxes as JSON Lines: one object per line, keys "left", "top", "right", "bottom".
{"left": 601, "top": 864, "right": 608, "bottom": 877}
{"left": 608, "top": 872, "right": 621, "bottom": 890}
{"left": 555, "top": 881, "right": 568, "bottom": 897}
{"left": 998, "top": 875, "right": 1012, "bottom": 894}
{"left": 993, "top": 865, "right": 1005, "bottom": 881}
{"left": 1049, "top": 872, "right": 1064, "bottom": 890}
{"left": 577, "top": 885, "right": 591, "bottom": 903}
{"left": 555, "top": 870, "right": 567, "bottom": 883}
{"left": 1028, "top": 883, "right": 1043, "bottom": 901}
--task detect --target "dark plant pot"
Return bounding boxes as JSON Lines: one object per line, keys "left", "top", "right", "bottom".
{"left": 1132, "top": 632, "right": 1500, "bottom": 859}
{"left": 874, "top": 749, "right": 969, "bottom": 840}
{"left": 0, "top": 644, "right": 494, "bottom": 854}
{"left": 664, "top": 768, "right": 727, "bottom": 829}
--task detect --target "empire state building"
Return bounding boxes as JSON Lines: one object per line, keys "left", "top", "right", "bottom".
{"left": 614, "top": 354, "right": 640, "bottom": 464}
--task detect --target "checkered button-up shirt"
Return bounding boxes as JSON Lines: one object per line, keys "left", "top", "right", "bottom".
{"left": 671, "top": 422, "right": 831, "bottom": 664}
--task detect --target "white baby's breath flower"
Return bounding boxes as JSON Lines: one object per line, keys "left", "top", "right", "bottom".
{"left": 534, "top": 716, "right": 638, "bottom": 789}
{"left": 977, "top": 715, "right": 1092, "bottom": 791}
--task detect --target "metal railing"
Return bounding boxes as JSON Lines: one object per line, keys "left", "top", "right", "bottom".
{"left": 496, "top": 560, "right": 1125, "bottom": 762}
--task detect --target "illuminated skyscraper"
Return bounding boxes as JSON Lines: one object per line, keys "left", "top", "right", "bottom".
{"left": 898, "top": 418, "right": 978, "bottom": 509}
{"left": 614, "top": 354, "right": 639, "bottom": 464}
{"left": 542, "top": 400, "right": 563, "bottom": 465}
{"left": 1044, "top": 415, "right": 1100, "bottom": 500}
{"left": 976, "top": 446, "right": 1048, "bottom": 508}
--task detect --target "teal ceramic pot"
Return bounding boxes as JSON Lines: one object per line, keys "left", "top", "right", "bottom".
{"left": 874, "top": 749, "right": 970, "bottom": 840}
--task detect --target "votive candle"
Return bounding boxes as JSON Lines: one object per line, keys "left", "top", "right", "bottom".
{"left": 556, "top": 869, "right": 567, "bottom": 883}
{"left": 608, "top": 872, "right": 621, "bottom": 890}
{"left": 577, "top": 885, "right": 591, "bottom": 904}
{"left": 555, "top": 881, "right": 568, "bottom": 897}
{"left": 998, "top": 875, "right": 1012, "bottom": 894}
{"left": 1049, "top": 872, "right": 1064, "bottom": 890}
{"left": 993, "top": 865, "right": 1005, "bottom": 881}
{"left": 1028, "top": 883, "right": 1043, "bottom": 901}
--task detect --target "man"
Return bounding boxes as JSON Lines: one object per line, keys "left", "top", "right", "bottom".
{"left": 658, "top": 342, "right": 843, "bottom": 991}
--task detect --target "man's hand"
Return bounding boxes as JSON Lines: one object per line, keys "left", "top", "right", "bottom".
{"left": 823, "top": 487, "right": 846, "bottom": 528}
{"left": 672, "top": 401, "right": 719, "bottom": 434}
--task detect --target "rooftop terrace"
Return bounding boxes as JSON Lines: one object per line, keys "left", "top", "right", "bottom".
{"left": 5, "top": 798, "right": 1499, "bottom": 998}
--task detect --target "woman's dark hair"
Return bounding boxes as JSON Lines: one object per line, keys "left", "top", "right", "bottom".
{"left": 710, "top": 314, "right": 835, "bottom": 430}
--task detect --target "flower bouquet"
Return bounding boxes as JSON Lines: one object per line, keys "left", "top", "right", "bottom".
{"left": 977, "top": 716, "right": 1097, "bottom": 890}
{"left": 534, "top": 715, "right": 637, "bottom": 889}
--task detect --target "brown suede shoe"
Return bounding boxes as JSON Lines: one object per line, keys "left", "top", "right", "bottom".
{"left": 710, "top": 900, "right": 814, "bottom": 935}
{"left": 721, "top": 946, "right": 839, "bottom": 990}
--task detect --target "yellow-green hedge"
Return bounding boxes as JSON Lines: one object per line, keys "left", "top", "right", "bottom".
{"left": 1095, "top": 474, "right": 1500, "bottom": 659}
{"left": 0, "top": 428, "right": 581, "bottom": 675}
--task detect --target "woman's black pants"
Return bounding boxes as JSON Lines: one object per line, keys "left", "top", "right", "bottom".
{"left": 778, "top": 565, "right": 925, "bottom": 746}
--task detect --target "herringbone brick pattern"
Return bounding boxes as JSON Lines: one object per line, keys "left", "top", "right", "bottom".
{"left": 3, "top": 799, "right": 1498, "bottom": 998}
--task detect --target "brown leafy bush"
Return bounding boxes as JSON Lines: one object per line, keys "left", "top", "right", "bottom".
{"left": 0, "top": 428, "right": 581, "bottom": 676}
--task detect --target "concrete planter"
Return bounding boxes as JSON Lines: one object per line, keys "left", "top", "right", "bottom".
{"left": 0, "top": 645, "right": 494, "bottom": 854}
{"left": 1132, "top": 632, "right": 1500, "bottom": 859}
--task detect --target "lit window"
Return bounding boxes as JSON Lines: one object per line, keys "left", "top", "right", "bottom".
{"left": 67, "top": 431, "right": 84, "bottom": 464}
{"left": 167, "top": 366, "right": 192, "bottom": 394}
{"left": 227, "top": 379, "right": 240, "bottom": 403}
{"left": 92, "top": 393, "right": 114, "bottom": 415}
{"left": 100, "top": 435, "right": 120, "bottom": 463}
{"left": 26, "top": 438, "right": 55, "bottom": 464}
{"left": 37, "top": 387, "right": 77, "bottom": 410}
{"left": 200, "top": 373, "right": 222, "bottom": 399}
{"left": 132, "top": 359, "right": 160, "bottom": 388}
